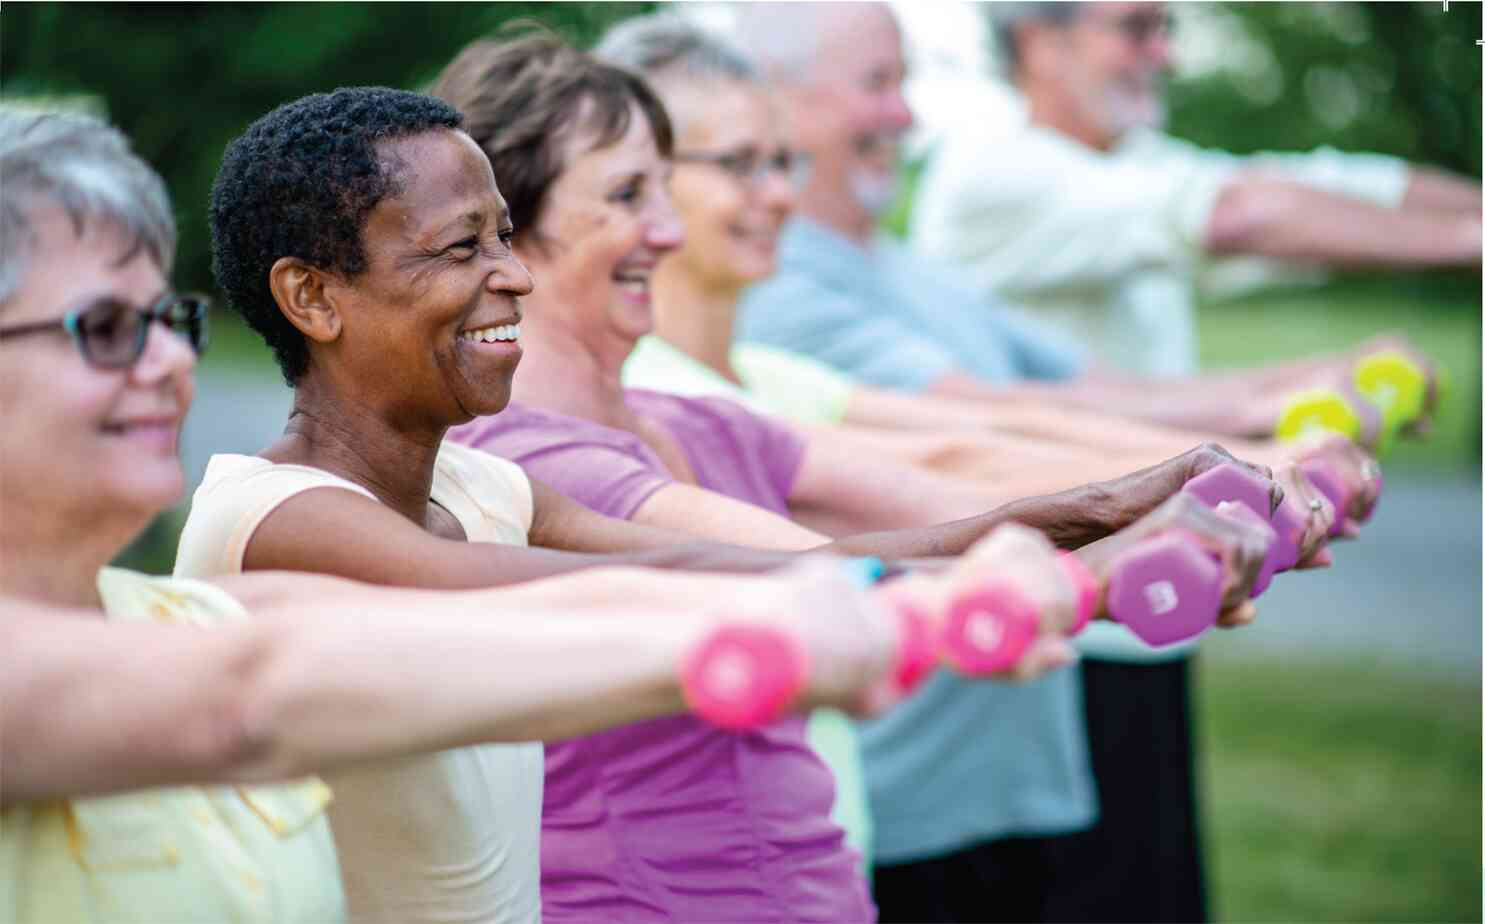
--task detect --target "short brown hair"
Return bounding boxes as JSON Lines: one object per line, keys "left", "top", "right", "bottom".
{"left": 429, "top": 31, "right": 674, "bottom": 239}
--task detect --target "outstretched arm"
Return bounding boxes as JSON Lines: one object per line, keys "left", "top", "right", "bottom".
{"left": 0, "top": 565, "right": 888, "bottom": 803}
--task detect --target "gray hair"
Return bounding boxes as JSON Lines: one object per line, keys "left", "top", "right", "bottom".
{"left": 595, "top": 11, "right": 759, "bottom": 87}
{"left": 0, "top": 108, "right": 176, "bottom": 304}
{"left": 730, "top": 2, "right": 835, "bottom": 85}
{"left": 984, "top": 2, "right": 1084, "bottom": 78}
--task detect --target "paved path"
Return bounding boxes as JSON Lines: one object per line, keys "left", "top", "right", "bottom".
{"left": 182, "top": 371, "right": 1482, "bottom": 678}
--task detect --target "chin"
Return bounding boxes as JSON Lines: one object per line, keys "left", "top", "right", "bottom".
{"left": 110, "top": 469, "right": 185, "bottom": 520}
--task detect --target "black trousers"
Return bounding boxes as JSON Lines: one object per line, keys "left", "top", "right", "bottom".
{"left": 872, "top": 657, "right": 1207, "bottom": 924}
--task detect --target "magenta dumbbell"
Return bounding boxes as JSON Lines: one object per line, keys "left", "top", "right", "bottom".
{"left": 681, "top": 625, "right": 809, "bottom": 731}
{"left": 1104, "top": 532, "right": 1227, "bottom": 647}
{"left": 1182, "top": 464, "right": 1303, "bottom": 586}
{"left": 938, "top": 580, "right": 1041, "bottom": 675}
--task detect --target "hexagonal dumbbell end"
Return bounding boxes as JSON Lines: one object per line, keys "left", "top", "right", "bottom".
{"left": 938, "top": 580, "right": 1040, "bottom": 675}
{"left": 1105, "top": 533, "right": 1226, "bottom": 648}
{"left": 1182, "top": 464, "right": 1289, "bottom": 581}
{"left": 1354, "top": 350, "right": 1427, "bottom": 432}
{"left": 681, "top": 625, "right": 808, "bottom": 731}
{"left": 1275, "top": 389, "right": 1365, "bottom": 445}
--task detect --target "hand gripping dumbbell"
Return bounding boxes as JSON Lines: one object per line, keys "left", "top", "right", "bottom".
{"left": 1101, "top": 464, "right": 1286, "bottom": 648}
{"left": 681, "top": 558, "right": 1101, "bottom": 731}
{"left": 1298, "top": 455, "right": 1380, "bottom": 536}
{"left": 1181, "top": 464, "right": 1307, "bottom": 589}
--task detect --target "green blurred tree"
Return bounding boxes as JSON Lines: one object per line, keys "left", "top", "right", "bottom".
{"left": 1168, "top": 2, "right": 1481, "bottom": 178}
{"left": 1, "top": 2, "right": 655, "bottom": 293}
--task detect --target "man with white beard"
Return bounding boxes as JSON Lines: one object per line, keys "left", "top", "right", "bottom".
{"left": 913, "top": 1, "right": 1481, "bottom": 377}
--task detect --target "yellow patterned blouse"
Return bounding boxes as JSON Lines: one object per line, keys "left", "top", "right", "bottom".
{"left": 0, "top": 568, "right": 347, "bottom": 923}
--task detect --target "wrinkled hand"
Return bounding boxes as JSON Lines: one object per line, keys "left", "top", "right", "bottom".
{"left": 1077, "top": 491, "right": 1275, "bottom": 629}
{"left": 1096, "top": 442, "right": 1281, "bottom": 531}
{"left": 1272, "top": 460, "right": 1335, "bottom": 566}
{"left": 1286, "top": 433, "right": 1383, "bottom": 535}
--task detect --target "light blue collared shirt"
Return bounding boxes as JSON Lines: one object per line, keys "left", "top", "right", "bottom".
{"left": 738, "top": 217, "right": 1087, "bottom": 391}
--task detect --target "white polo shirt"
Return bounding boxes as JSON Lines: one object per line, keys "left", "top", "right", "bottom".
{"left": 911, "top": 110, "right": 1411, "bottom": 376}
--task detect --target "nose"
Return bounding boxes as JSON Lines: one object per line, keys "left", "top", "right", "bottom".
{"left": 489, "top": 254, "right": 535, "bottom": 297}
{"left": 645, "top": 195, "right": 686, "bottom": 253}
{"left": 884, "top": 88, "right": 915, "bottom": 133}
{"left": 761, "top": 168, "right": 797, "bottom": 213}
{"left": 130, "top": 318, "right": 197, "bottom": 385}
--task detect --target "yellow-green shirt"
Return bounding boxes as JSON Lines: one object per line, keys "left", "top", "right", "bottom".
{"left": 623, "top": 336, "right": 856, "bottom": 426}
{"left": 0, "top": 569, "right": 346, "bottom": 923}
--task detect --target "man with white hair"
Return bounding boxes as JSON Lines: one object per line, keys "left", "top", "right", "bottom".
{"left": 912, "top": 1, "right": 1481, "bottom": 376}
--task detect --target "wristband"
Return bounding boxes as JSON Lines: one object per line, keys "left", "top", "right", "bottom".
{"left": 1057, "top": 551, "right": 1099, "bottom": 636}
{"left": 842, "top": 556, "right": 887, "bottom": 587}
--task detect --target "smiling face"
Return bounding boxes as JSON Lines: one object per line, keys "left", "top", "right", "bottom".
{"left": 515, "top": 102, "right": 683, "bottom": 357}
{"left": 1024, "top": 1, "right": 1172, "bottom": 147}
{"left": 314, "top": 128, "right": 534, "bottom": 427}
{"left": 788, "top": 3, "right": 913, "bottom": 219}
{"left": 0, "top": 205, "right": 197, "bottom": 533}
{"left": 667, "top": 80, "right": 797, "bottom": 293}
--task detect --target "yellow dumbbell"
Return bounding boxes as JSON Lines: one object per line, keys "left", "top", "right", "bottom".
{"left": 1275, "top": 388, "right": 1394, "bottom": 453}
{"left": 1353, "top": 350, "right": 1427, "bottom": 433}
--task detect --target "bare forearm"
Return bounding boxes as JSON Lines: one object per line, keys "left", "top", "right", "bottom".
{"left": 1206, "top": 176, "right": 1482, "bottom": 267}
{"left": 1401, "top": 166, "right": 1481, "bottom": 215}
{"left": 2, "top": 584, "right": 710, "bottom": 802}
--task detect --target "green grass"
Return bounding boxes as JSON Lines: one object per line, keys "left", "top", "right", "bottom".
{"left": 1198, "top": 652, "right": 1482, "bottom": 923}
{"left": 1197, "top": 275, "right": 1481, "bottom": 474}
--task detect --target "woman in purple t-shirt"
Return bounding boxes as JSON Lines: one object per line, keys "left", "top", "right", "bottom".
{"left": 432, "top": 32, "right": 1292, "bottom": 922}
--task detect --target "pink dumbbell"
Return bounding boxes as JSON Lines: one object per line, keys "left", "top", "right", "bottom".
{"left": 1182, "top": 464, "right": 1303, "bottom": 590}
{"left": 934, "top": 553, "right": 1102, "bottom": 676}
{"left": 681, "top": 625, "right": 809, "bottom": 731}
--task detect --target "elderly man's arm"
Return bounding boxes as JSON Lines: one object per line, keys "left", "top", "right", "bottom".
{"left": 1205, "top": 174, "right": 1481, "bottom": 267}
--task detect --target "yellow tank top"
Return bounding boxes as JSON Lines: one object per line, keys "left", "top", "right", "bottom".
{"left": 0, "top": 569, "right": 346, "bottom": 923}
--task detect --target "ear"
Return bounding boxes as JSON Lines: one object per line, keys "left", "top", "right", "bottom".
{"left": 268, "top": 256, "right": 342, "bottom": 345}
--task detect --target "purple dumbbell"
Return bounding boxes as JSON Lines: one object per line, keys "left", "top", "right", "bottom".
{"left": 1182, "top": 464, "right": 1304, "bottom": 587}
{"left": 1104, "top": 532, "right": 1227, "bottom": 647}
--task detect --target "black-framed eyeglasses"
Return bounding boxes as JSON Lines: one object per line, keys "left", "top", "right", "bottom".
{"left": 674, "top": 147, "right": 813, "bottom": 190}
{"left": 0, "top": 292, "right": 210, "bottom": 369}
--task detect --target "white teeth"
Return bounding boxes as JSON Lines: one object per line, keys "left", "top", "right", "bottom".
{"left": 460, "top": 323, "right": 520, "bottom": 343}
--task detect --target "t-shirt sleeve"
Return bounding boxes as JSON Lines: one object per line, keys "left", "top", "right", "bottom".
{"left": 457, "top": 415, "right": 674, "bottom": 522}
{"left": 173, "top": 459, "right": 378, "bottom": 579}
{"left": 739, "top": 274, "right": 961, "bottom": 392}
{"left": 703, "top": 395, "right": 809, "bottom": 504}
